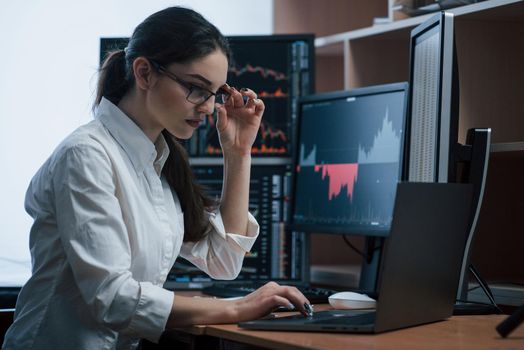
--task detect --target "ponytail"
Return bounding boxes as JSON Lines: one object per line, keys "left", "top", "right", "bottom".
{"left": 94, "top": 49, "right": 132, "bottom": 111}
{"left": 162, "top": 130, "right": 218, "bottom": 242}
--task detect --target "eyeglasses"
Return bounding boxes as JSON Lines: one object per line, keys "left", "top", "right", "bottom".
{"left": 149, "top": 60, "right": 229, "bottom": 105}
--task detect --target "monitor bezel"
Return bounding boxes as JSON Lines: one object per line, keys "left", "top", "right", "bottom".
{"left": 289, "top": 82, "right": 409, "bottom": 236}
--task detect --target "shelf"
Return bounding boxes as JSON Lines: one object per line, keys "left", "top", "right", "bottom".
{"left": 315, "top": 13, "right": 433, "bottom": 50}
{"left": 451, "top": 0, "right": 524, "bottom": 21}
{"left": 490, "top": 142, "right": 524, "bottom": 153}
{"left": 315, "top": 0, "right": 524, "bottom": 54}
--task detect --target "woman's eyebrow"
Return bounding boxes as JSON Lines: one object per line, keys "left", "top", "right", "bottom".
{"left": 186, "top": 73, "right": 213, "bottom": 86}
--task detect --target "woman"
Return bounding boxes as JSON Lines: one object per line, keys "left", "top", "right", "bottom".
{"left": 2, "top": 7, "right": 309, "bottom": 350}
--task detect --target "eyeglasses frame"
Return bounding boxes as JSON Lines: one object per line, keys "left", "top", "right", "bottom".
{"left": 149, "top": 59, "right": 229, "bottom": 105}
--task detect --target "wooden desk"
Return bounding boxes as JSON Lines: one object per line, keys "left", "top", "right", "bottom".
{"left": 160, "top": 303, "right": 524, "bottom": 350}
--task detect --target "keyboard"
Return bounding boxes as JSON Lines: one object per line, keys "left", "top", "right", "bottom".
{"left": 202, "top": 282, "right": 338, "bottom": 304}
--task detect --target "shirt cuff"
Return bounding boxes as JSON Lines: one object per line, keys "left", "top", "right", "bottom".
{"left": 208, "top": 210, "right": 259, "bottom": 253}
{"left": 127, "top": 282, "right": 173, "bottom": 343}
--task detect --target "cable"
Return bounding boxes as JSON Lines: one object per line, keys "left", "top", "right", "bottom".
{"left": 341, "top": 236, "right": 382, "bottom": 261}
{"left": 469, "top": 264, "right": 503, "bottom": 314}
{"left": 497, "top": 303, "right": 524, "bottom": 338}
{"left": 342, "top": 235, "right": 366, "bottom": 259}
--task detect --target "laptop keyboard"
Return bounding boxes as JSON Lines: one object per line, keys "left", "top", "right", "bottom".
{"left": 202, "top": 282, "right": 338, "bottom": 304}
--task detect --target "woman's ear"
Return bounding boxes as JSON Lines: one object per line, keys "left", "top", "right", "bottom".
{"left": 132, "top": 57, "right": 156, "bottom": 90}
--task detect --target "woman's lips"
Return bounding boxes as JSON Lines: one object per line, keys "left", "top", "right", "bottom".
{"left": 185, "top": 119, "right": 202, "bottom": 128}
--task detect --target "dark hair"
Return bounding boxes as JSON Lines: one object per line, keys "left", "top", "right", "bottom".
{"left": 95, "top": 7, "right": 231, "bottom": 242}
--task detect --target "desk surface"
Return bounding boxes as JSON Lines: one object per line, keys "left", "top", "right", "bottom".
{"left": 167, "top": 298, "right": 524, "bottom": 350}
{"left": 202, "top": 315, "right": 523, "bottom": 350}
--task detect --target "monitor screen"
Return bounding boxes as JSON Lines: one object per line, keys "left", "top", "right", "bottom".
{"left": 164, "top": 163, "right": 308, "bottom": 289}
{"left": 291, "top": 83, "right": 408, "bottom": 236}
{"left": 194, "top": 35, "right": 315, "bottom": 157}
{"left": 406, "top": 12, "right": 458, "bottom": 183}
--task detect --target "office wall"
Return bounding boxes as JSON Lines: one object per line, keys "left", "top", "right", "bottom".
{"left": 0, "top": 0, "right": 273, "bottom": 285}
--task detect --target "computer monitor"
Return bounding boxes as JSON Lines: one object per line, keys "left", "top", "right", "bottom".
{"left": 193, "top": 34, "right": 315, "bottom": 157}
{"left": 404, "top": 11, "right": 459, "bottom": 183}
{"left": 405, "top": 12, "right": 493, "bottom": 313}
{"left": 101, "top": 35, "right": 315, "bottom": 157}
{"left": 164, "top": 162, "right": 309, "bottom": 289}
{"left": 100, "top": 35, "right": 315, "bottom": 289}
{"left": 290, "top": 82, "right": 409, "bottom": 291}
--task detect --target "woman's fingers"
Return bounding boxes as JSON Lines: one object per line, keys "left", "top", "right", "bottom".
{"left": 223, "top": 85, "right": 259, "bottom": 109}
{"left": 225, "top": 86, "right": 245, "bottom": 108}
{"left": 214, "top": 103, "right": 227, "bottom": 131}
{"left": 266, "top": 295, "right": 294, "bottom": 310}
{"left": 240, "top": 98, "right": 264, "bottom": 121}
{"left": 257, "top": 282, "right": 311, "bottom": 316}
{"left": 239, "top": 87, "right": 257, "bottom": 100}
{"left": 275, "top": 285, "right": 311, "bottom": 316}
{"left": 233, "top": 281, "right": 314, "bottom": 322}
{"left": 253, "top": 98, "right": 265, "bottom": 118}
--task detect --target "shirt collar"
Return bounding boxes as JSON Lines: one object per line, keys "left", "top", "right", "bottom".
{"left": 97, "top": 97, "right": 169, "bottom": 173}
{"left": 153, "top": 134, "right": 170, "bottom": 176}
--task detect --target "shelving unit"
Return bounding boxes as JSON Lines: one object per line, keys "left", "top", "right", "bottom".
{"left": 491, "top": 142, "right": 524, "bottom": 153}
{"left": 274, "top": 0, "right": 524, "bottom": 285}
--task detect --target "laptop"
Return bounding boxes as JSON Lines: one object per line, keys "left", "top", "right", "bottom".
{"left": 239, "top": 182, "right": 473, "bottom": 333}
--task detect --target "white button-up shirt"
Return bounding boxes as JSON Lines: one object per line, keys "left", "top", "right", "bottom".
{"left": 3, "top": 98, "right": 259, "bottom": 350}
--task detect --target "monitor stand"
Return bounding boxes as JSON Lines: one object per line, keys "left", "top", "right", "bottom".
{"left": 453, "top": 128, "right": 499, "bottom": 315}
{"left": 358, "top": 236, "right": 383, "bottom": 295}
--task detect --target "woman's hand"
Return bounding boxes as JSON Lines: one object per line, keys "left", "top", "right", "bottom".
{"left": 232, "top": 281, "right": 311, "bottom": 322}
{"left": 166, "top": 281, "right": 311, "bottom": 328}
{"left": 215, "top": 85, "right": 264, "bottom": 156}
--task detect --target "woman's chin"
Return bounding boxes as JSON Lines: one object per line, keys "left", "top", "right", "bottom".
{"left": 166, "top": 128, "right": 193, "bottom": 140}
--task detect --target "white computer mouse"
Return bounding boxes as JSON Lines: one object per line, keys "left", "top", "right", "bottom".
{"left": 328, "top": 291, "right": 376, "bottom": 310}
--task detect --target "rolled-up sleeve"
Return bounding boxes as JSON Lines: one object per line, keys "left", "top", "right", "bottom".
{"left": 180, "top": 210, "right": 259, "bottom": 280}
{"left": 53, "top": 144, "right": 173, "bottom": 342}
{"left": 126, "top": 282, "right": 174, "bottom": 341}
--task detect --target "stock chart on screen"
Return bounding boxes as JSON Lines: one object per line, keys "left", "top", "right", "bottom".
{"left": 192, "top": 36, "right": 313, "bottom": 157}
{"left": 166, "top": 163, "right": 308, "bottom": 287}
{"left": 292, "top": 85, "right": 407, "bottom": 236}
